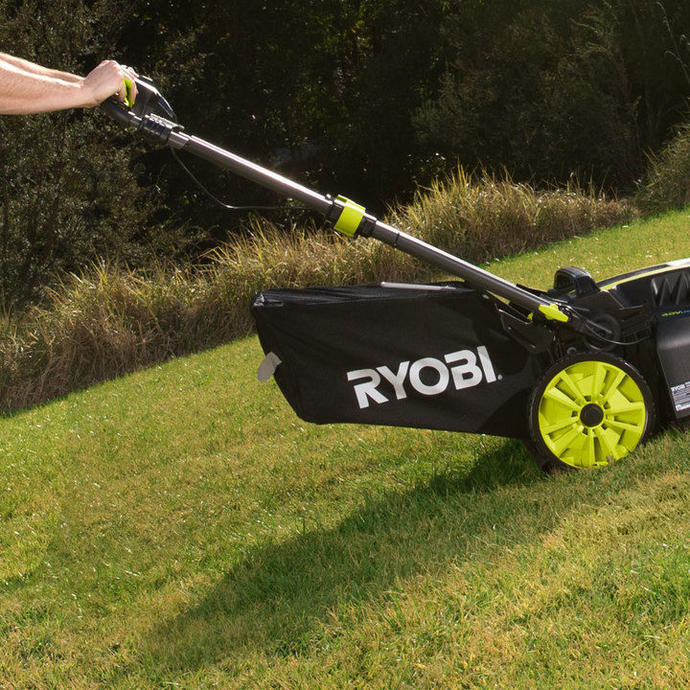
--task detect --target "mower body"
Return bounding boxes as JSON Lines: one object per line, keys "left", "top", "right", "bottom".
{"left": 252, "top": 257, "right": 690, "bottom": 463}
{"left": 101, "top": 81, "right": 689, "bottom": 469}
{"left": 598, "top": 257, "right": 690, "bottom": 421}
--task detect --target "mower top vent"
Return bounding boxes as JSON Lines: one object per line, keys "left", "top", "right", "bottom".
{"left": 651, "top": 271, "right": 690, "bottom": 307}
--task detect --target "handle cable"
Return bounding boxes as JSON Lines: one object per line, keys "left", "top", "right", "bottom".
{"left": 145, "top": 90, "right": 305, "bottom": 213}
{"left": 169, "top": 147, "right": 305, "bottom": 212}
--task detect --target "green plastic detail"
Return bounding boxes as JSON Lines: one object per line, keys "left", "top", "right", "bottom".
{"left": 123, "top": 77, "right": 135, "bottom": 108}
{"left": 334, "top": 195, "right": 365, "bottom": 237}
{"left": 537, "top": 360, "right": 647, "bottom": 468}
{"left": 538, "top": 303, "right": 569, "bottom": 323}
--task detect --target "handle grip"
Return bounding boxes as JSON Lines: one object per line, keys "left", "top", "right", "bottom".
{"left": 100, "top": 76, "right": 140, "bottom": 127}
{"left": 100, "top": 97, "right": 141, "bottom": 128}
{"left": 100, "top": 73, "right": 175, "bottom": 129}
{"left": 123, "top": 77, "right": 135, "bottom": 108}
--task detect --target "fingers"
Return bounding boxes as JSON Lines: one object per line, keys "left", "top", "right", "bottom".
{"left": 117, "top": 64, "right": 138, "bottom": 105}
{"left": 83, "top": 60, "right": 138, "bottom": 107}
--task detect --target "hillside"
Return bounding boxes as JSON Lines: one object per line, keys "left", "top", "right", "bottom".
{"left": 2, "top": 209, "right": 690, "bottom": 687}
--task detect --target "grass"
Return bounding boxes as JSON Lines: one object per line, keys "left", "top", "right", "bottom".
{"left": 0, "top": 169, "right": 632, "bottom": 414}
{"left": 1, "top": 209, "right": 690, "bottom": 687}
{"left": 637, "top": 121, "right": 690, "bottom": 214}
{"left": 388, "top": 168, "right": 632, "bottom": 262}
{"left": 492, "top": 206, "right": 690, "bottom": 290}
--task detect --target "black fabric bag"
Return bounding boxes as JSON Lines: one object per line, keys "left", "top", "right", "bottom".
{"left": 251, "top": 283, "right": 541, "bottom": 439}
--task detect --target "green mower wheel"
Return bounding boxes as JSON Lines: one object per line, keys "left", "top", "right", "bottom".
{"left": 528, "top": 353, "right": 655, "bottom": 472}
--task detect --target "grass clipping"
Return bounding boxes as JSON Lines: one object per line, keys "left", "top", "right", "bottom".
{"left": 0, "top": 169, "right": 633, "bottom": 413}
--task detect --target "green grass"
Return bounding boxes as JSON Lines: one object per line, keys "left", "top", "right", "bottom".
{"left": 2, "top": 209, "right": 690, "bottom": 688}
{"left": 491, "top": 206, "right": 690, "bottom": 290}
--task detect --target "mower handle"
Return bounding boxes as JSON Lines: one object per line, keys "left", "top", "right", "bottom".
{"left": 100, "top": 74, "right": 578, "bottom": 328}
{"left": 100, "top": 73, "right": 176, "bottom": 126}
{"left": 101, "top": 97, "right": 141, "bottom": 128}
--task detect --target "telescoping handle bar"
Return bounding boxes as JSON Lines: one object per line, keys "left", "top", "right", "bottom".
{"left": 101, "top": 96, "right": 572, "bottom": 325}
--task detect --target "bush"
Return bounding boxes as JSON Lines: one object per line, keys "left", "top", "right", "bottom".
{"left": 636, "top": 122, "right": 690, "bottom": 213}
{"left": 0, "top": 173, "right": 634, "bottom": 413}
{"left": 414, "top": 1, "right": 690, "bottom": 190}
{"left": 0, "top": 1, "right": 181, "bottom": 307}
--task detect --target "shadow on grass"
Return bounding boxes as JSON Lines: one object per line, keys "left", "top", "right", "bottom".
{"left": 142, "top": 432, "right": 690, "bottom": 676}
{"left": 141, "top": 440, "right": 552, "bottom": 671}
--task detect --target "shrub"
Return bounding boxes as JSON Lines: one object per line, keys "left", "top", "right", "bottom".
{"left": 0, "top": 174, "right": 634, "bottom": 413}
{"left": 636, "top": 122, "right": 690, "bottom": 214}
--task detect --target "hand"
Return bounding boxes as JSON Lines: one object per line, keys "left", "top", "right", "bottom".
{"left": 80, "top": 60, "right": 138, "bottom": 108}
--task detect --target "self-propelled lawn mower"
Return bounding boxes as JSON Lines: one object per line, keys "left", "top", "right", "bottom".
{"left": 103, "top": 78, "right": 690, "bottom": 472}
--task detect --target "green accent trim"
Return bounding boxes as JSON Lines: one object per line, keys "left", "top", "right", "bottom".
{"left": 334, "top": 195, "right": 365, "bottom": 237}
{"left": 538, "top": 303, "right": 569, "bottom": 322}
{"left": 123, "top": 78, "right": 135, "bottom": 108}
{"left": 537, "top": 360, "right": 647, "bottom": 468}
{"left": 599, "top": 260, "right": 690, "bottom": 291}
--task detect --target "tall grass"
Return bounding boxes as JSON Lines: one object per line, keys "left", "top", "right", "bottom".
{"left": 389, "top": 169, "right": 633, "bottom": 263}
{"left": 0, "top": 225, "right": 416, "bottom": 412}
{"left": 637, "top": 122, "right": 690, "bottom": 213}
{"left": 0, "top": 170, "right": 633, "bottom": 413}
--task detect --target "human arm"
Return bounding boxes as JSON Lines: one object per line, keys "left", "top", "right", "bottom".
{"left": 0, "top": 52, "right": 82, "bottom": 84}
{"left": 0, "top": 54, "right": 137, "bottom": 115}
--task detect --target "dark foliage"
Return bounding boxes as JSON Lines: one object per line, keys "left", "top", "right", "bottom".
{"left": 1, "top": 0, "right": 689, "bottom": 305}
{"left": 0, "top": 1, "right": 177, "bottom": 305}
{"left": 416, "top": 0, "right": 690, "bottom": 190}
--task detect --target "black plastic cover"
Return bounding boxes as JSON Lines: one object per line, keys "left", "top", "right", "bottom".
{"left": 656, "top": 311, "right": 690, "bottom": 419}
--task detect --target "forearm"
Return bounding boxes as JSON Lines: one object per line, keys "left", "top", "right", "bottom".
{"left": 0, "top": 52, "right": 81, "bottom": 83}
{"left": 0, "top": 58, "right": 88, "bottom": 114}
{"left": 0, "top": 56, "right": 134, "bottom": 115}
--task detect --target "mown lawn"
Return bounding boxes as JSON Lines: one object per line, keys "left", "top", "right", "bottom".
{"left": 1, "top": 209, "right": 690, "bottom": 688}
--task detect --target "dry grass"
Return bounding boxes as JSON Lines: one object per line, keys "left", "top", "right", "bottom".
{"left": 637, "top": 122, "right": 690, "bottom": 213}
{"left": 0, "top": 171, "right": 634, "bottom": 413}
{"left": 389, "top": 168, "right": 634, "bottom": 263}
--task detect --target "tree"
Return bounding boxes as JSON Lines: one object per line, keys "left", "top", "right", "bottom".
{"left": 0, "top": 0, "right": 169, "bottom": 305}
{"left": 414, "top": 0, "right": 690, "bottom": 188}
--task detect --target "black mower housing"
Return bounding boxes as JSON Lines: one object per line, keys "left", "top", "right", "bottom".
{"left": 252, "top": 258, "right": 690, "bottom": 440}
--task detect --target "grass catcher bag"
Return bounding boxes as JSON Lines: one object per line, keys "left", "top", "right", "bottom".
{"left": 251, "top": 283, "right": 542, "bottom": 438}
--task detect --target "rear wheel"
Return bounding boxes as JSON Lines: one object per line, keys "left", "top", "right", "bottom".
{"left": 528, "top": 353, "right": 655, "bottom": 472}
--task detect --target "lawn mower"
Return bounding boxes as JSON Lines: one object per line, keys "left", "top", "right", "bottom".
{"left": 103, "top": 77, "right": 690, "bottom": 472}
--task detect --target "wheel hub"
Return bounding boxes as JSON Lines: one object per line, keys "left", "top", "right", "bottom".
{"left": 580, "top": 402, "right": 604, "bottom": 427}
